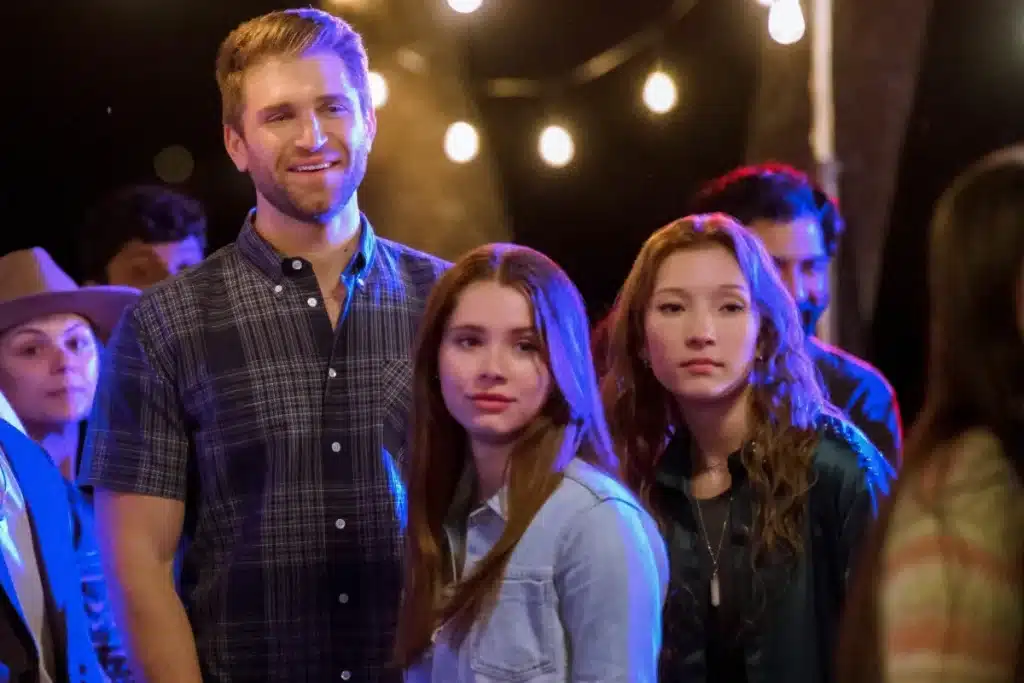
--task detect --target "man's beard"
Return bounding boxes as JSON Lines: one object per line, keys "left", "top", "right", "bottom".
{"left": 251, "top": 145, "right": 370, "bottom": 223}
{"left": 797, "top": 298, "right": 828, "bottom": 338}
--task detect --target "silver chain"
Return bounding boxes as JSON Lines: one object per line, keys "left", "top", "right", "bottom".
{"left": 693, "top": 495, "right": 730, "bottom": 576}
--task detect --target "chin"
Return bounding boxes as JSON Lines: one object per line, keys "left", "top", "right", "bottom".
{"left": 671, "top": 378, "right": 745, "bottom": 403}
{"left": 465, "top": 417, "right": 525, "bottom": 443}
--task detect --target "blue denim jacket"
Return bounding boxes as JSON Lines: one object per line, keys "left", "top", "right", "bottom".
{"left": 406, "top": 458, "right": 669, "bottom": 683}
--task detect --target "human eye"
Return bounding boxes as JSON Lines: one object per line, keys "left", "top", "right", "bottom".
{"left": 656, "top": 301, "right": 684, "bottom": 314}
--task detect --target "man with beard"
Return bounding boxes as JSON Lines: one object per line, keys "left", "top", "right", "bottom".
{"left": 689, "top": 163, "right": 902, "bottom": 467}
{"left": 80, "top": 9, "right": 449, "bottom": 683}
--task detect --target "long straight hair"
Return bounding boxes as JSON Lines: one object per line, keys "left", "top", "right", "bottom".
{"left": 838, "top": 148, "right": 1024, "bottom": 682}
{"left": 393, "top": 243, "right": 618, "bottom": 668}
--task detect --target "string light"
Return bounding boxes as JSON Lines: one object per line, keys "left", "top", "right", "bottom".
{"left": 369, "top": 71, "right": 388, "bottom": 108}
{"left": 538, "top": 125, "right": 574, "bottom": 167}
{"left": 642, "top": 71, "right": 677, "bottom": 114}
{"left": 768, "top": 0, "right": 806, "bottom": 44}
{"left": 444, "top": 121, "right": 480, "bottom": 163}
{"left": 446, "top": 0, "right": 482, "bottom": 13}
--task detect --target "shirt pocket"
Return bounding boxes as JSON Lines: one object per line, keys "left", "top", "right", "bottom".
{"left": 469, "top": 569, "right": 559, "bottom": 682}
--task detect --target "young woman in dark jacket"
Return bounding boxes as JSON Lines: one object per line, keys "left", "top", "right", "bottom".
{"left": 602, "top": 214, "right": 894, "bottom": 683}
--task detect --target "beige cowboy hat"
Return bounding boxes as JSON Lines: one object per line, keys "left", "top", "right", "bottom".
{"left": 0, "top": 248, "right": 141, "bottom": 343}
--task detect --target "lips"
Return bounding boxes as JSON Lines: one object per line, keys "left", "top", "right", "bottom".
{"left": 680, "top": 359, "right": 722, "bottom": 375}
{"left": 289, "top": 160, "right": 340, "bottom": 173}
{"left": 470, "top": 393, "right": 514, "bottom": 413}
{"left": 470, "top": 393, "right": 513, "bottom": 403}
{"left": 681, "top": 359, "right": 722, "bottom": 368}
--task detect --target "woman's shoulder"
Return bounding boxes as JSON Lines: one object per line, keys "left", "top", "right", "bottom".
{"left": 904, "top": 427, "right": 1022, "bottom": 510}
{"left": 559, "top": 459, "right": 644, "bottom": 512}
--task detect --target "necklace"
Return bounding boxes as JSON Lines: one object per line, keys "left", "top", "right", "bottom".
{"left": 693, "top": 495, "right": 730, "bottom": 607}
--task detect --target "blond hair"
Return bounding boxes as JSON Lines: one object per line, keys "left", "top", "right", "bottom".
{"left": 215, "top": 8, "right": 371, "bottom": 129}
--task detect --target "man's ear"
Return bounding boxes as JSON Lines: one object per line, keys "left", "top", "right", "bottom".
{"left": 224, "top": 123, "right": 249, "bottom": 172}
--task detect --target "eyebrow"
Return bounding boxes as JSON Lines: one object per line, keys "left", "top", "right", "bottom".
{"left": 654, "top": 284, "right": 749, "bottom": 296}
{"left": 257, "top": 93, "right": 352, "bottom": 116}
{"left": 10, "top": 321, "right": 90, "bottom": 338}
{"left": 447, "top": 324, "right": 536, "bottom": 335}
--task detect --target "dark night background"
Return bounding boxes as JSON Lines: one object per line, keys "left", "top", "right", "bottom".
{"left": 4, "top": 0, "right": 1024, "bottom": 423}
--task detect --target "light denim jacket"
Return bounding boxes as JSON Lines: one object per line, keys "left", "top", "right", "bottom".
{"left": 406, "top": 458, "right": 669, "bottom": 683}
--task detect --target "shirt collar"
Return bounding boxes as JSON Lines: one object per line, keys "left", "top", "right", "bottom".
{"left": 654, "top": 432, "right": 750, "bottom": 496}
{"left": 235, "top": 208, "right": 377, "bottom": 285}
{"left": 446, "top": 460, "right": 506, "bottom": 525}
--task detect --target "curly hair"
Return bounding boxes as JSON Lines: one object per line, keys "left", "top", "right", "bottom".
{"left": 602, "top": 213, "right": 835, "bottom": 559}
{"left": 690, "top": 163, "right": 845, "bottom": 258}
{"left": 79, "top": 184, "right": 207, "bottom": 284}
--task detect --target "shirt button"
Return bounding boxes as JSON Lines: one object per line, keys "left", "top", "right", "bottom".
{"left": 331, "top": 442, "right": 341, "bottom": 453}
{"left": 328, "top": 368, "right": 337, "bottom": 379}
{"left": 335, "top": 519, "right": 346, "bottom": 529}
{"left": 338, "top": 593, "right": 349, "bottom": 604}
{"left": 291, "top": 259, "right": 303, "bottom": 270}
{"left": 273, "top": 285, "right": 283, "bottom": 294}
{"left": 307, "top": 297, "right": 318, "bottom": 307}
{"left": 340, "top": 672, "right": 351, "bottom": 681}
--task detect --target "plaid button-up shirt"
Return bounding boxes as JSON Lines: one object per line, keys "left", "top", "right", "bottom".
{"left": 81, "top": 213, "right": 449, "bottom": 683}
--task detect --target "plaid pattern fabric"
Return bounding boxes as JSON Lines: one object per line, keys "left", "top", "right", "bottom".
{"left": 81, "top": 213, "right": 449, "bottom": 683}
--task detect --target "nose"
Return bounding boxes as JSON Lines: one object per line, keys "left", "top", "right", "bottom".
{"left": 781, "top": 267, "right": 807, "bottom": 302}
{"left": 50, "top": 346, "right": 74, "bottom": 374}
{"left": 478, "top": 345, "right": 508, "bottom": 381}
{"left": 684, "top": 309, "right": 716, "bottom": 348}
{"left": 296, "top": 111, "right": 328, "bottom": 151}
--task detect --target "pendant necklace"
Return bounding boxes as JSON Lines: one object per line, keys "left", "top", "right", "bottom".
{"left": 694, "top": 495, "right": 731, "bottom": 607}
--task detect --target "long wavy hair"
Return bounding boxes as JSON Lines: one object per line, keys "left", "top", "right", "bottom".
{"left": 838, "top": 149, "right": 1024, "bottom": 682}
{"left": 602, "top": 213, "right": 833, "bottom": 559}
{"left": 393, "top": 243, "right": 618, "bottom": 668}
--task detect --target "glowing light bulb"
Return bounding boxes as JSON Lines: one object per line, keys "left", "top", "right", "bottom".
{"left": 443, "top": 121, "right": 479, "bottom": 163}
{"left": 369, "top": 71, "right": 388, "bottom": 108}
{"left": 642, "top": 71, "right": 678, "bottom": 114}
{"left": 538, "top": 125, "right": 574, "bottom": 167}
{"left": 446, "top": 0, "right": 482, "bottom": 13}
{"left": 768, "top": 0, "right": 806, "bottom": 45}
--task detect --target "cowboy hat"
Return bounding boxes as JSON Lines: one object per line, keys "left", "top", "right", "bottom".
{"left": 0, "top": 248, "right": 141, "bottom": 343}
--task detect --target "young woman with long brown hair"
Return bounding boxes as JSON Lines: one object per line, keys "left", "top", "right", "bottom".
{"left": 393, "top": 243, "right": 668, "bottom": 683}
{"left": 602, "top": 214, "right": 893, "bottom": 683}
{"left": 838, "top": 149, "right": 1024, "bottom": 683}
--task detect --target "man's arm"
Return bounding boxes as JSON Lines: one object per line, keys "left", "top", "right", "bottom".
{"left": 94, "top": 492, "right": 199, "bottom": 683}
{"left": 80, "top": 303, "right": 201, "bottom": 683}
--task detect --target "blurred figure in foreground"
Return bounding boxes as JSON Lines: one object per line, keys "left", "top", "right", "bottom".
{"left": 838, "top": 147, "right": 1024, "bottom": 683}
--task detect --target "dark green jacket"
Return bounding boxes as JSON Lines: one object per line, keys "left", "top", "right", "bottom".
{"left": 655, "top": 414, "right": 893, "bottom": 683}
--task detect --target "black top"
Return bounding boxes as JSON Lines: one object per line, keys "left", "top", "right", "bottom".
{"left": 694, "top": 488, "right": 748, "bottom": 683}
{"left": 654, "top": 415, "right": 890, "bottom": 683}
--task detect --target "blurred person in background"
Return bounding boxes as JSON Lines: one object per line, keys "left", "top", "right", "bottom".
{"left": 79, "top": 184, "right": 207, "bottom": 289}
{"left": 687, "top": 164, "right": 903, "bottom": 468}
{"left": 0, "top": 247, "right": 139, "bottom": 682}
{"left": 838, "top": 148, "right": 1024, "bottom": 682}
{"left": 0, "top": 389, "right": 107, "bottom": 683}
